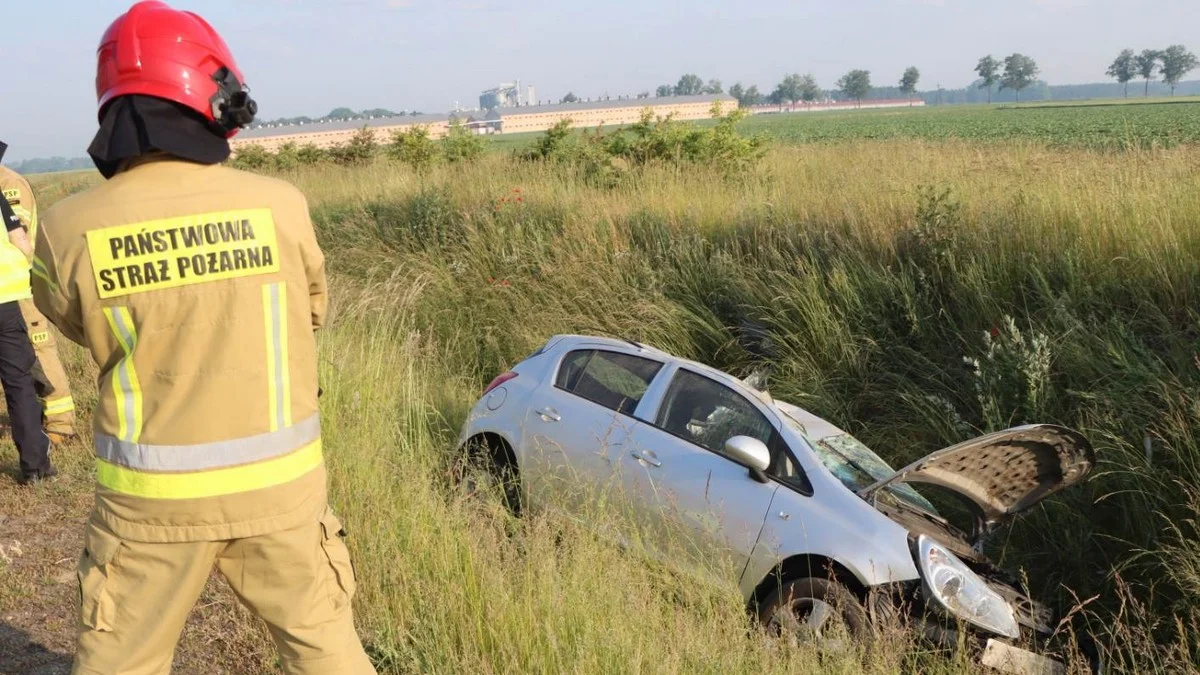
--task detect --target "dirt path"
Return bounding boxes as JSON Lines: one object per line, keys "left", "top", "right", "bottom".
{"left": 0, "top": 440, "right": 279, "bottom": 674}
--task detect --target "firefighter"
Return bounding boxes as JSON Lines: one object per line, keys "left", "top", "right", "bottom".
{"left": 0, "top": 144, "right": 54, "bottom": 485}
{"left": 0, "top": 159, "right": 77, "bottom": 442}
{"left": 31, "top": 2, "right": 374, "bottom": 673}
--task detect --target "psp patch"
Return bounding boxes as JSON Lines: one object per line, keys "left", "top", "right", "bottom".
{"left": 2, "top": 188, "right": 19, "bottom": 205}
{"left": 86, "top": 209, "right": 281, "bottom": 299}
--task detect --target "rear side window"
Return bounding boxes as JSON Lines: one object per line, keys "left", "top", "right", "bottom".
{"left": 555, "top": 349, "right": 662, "bottom": 415}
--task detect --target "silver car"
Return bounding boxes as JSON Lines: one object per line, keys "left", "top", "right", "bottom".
{"left": 457, "top": 335, "right": 1096, "bottom": 674}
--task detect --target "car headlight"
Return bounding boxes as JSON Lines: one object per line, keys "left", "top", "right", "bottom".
{"left": 914, "top": 535, "right": 1020, "bottom": 639}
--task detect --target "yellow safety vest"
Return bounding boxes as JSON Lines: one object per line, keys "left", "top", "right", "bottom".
{"left": 0, "top": 237, "right": 31, "bottom": 304}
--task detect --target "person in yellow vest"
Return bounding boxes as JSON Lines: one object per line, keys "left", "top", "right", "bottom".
{"left": 31, "top": 3, "right": 374, "bottom": 673}
{"left": 0, "top": 143, "right": 55, "bottom": 485}
{"left": 0, "top": 161, "right": 78, "bottom": 442}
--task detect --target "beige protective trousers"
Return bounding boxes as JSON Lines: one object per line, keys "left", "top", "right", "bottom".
{"left": 72, "top": 508, "right": 376, "bottom": 675}
{"left": 17, "top": 298, "right": 75, "bottom": 436}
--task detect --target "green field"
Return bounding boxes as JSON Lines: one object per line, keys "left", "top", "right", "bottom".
{"left": 10, "top": 106, "right": 1200, "bottom": 672}
{"left": 739, "top": 100, "right": 1200, "bottom": 149}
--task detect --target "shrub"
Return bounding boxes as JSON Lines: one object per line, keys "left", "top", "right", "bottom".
{"left": 328, "top": 126, "right": 378, "bottom": 165}
{"left": 442, "top": 120, "right": 487, "bottom": 164}
{"left": 274, "top": 142, "right": 300, "bottom": 171}
{"left": 388, "top": 126, "right": 438, "bottom": 173}
{"left": 229, "top": 144, "right": 272, "bottom": 171}
{"left": 296, "top": 143, "right": 326, "bottom": 165}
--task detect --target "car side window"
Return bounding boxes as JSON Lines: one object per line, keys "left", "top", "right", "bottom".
{"left": 655, "top": 369, "right": 775, "bottom": 457}
{"left": 555, "top": 349, "right": 663, "bottom": 416}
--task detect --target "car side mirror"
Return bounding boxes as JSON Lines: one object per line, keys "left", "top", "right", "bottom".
{"left": 724, "top": 436, "right": 771, "bottom": 484}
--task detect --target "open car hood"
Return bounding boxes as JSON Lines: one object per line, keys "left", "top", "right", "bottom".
{"left": 860, "top": 425, "right": 1095, "bottom": 531}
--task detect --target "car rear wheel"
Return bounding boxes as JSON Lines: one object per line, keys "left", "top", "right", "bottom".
{"left": 758, "top": 577, "right": 872, "bottom": 649}
{"left": 453, "top": 436, "right": 522, "bottom": 516}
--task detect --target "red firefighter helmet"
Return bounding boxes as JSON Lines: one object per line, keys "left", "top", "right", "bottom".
{"left": 95, "top": 1, "right": 257, "bottom": 137}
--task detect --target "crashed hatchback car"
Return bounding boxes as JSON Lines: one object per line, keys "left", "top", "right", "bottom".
{"left": 457, "top": 335, "right": 1096, "bottom": 674}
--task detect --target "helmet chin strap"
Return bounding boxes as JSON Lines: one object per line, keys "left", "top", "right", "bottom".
{"left": 209, "top": 67, "right": 258, "bottom": 134}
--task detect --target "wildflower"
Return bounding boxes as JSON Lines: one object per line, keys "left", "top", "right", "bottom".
{"left": 517, "top": 197, "right": 524, "bottom": 203}
{"left": 501, "top": 279, "right": 511, "bottom": 287}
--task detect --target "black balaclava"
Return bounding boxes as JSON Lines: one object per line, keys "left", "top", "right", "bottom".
{"left": 87, "top": 95, "right": 231, "bottom": 179}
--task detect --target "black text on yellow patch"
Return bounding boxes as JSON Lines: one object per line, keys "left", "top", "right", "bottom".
{"left": 3, "top": 188, "right": 19, "bottom": 205}
{"left": 86, "top": 209, "right": 281, "bottom": 299}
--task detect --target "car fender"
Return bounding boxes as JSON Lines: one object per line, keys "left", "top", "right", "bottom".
{"left": 739, "top": 483, "right": 920, "bottom": 600}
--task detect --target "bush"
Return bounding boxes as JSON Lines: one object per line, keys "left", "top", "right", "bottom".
{"left": 388, "top": 126, "right": 438, "bottom": 173}
{"left": 274, "top": 142, "right": 300, "bottom": 171}
{"left": 442, "top": 120, "right": 487, "bottom": 164}
{"left": 296, "top": 143, "right": 326, "bottom": 165}
{"left": 523, "top": 105, "right": 765, "bottom": 177}
{"left": 229, "top": 144, "right": 272, "bottom": 171}
{"left": 328, "top": 126, "right": 378, "bottom": 165}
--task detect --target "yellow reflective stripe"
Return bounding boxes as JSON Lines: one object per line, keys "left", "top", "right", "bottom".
{"left": 96, "top": 439, "right": 323, "bottom": 500}
{"left": 263, "top": 283, "right": 291, "bottom": 431}
{"left": 103, "top": 307, "right": 143, "bottom": 443}
{"left": 43, "top": 396, "right": 75, "bottom": 415}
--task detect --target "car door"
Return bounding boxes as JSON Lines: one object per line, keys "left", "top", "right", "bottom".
{"left": 620, "top": 367, "right": 782, "bottom": 581}
{"left": 520, "top": 348, "right": 665, "bottom": 531}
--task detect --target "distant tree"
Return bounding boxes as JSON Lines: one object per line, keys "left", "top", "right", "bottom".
{"left": 899, "top": 67, "right": 921, "bottom": 104}
{"left": 799, "top": 74, "right": 821, "bottom": 102}
{"left": 703, "top": 79, "right": 724, "bottom": 95}
{"left": 409, "top": 110, "right": 423, "bottom": 117}
{"left": 1107, "top": 49, "right": 1137, "bottom": 98}
{"left": 1135, "top": 50, "right": 1160, "bottom": 96}
{"left": 656, "top": 84, "right": 674, "bottom": 98}
{"left": 1000, "top": 53, "right": 1039, "bottom": 102}
{"left": 975, "top": 55, "right": 1000, "bottom": 103}
{"left": 360, "top": 108, "right": 398, "bottom": 118}
{"left": 1159, "top": 45, "right": 1199, "bottom": 96}
{"left": 327, "top": 107, "right": 356, "bottom": 120}
{"left": 560, "top": 92, "right": 579, "bottom": 104}
{"left": 674, "top": 73, "right": 705, "bottom": 96}
{"left": 771, "top": 74, "right": 804, "bottom": 106}
{"left": 729, "top": 83, "right": 764, "bottom": 107}
{"left": 837, "top": 70, "right": 872, "bottom": 106}
{"left": 637, "top": 91, "right": 650, "bottom": 99}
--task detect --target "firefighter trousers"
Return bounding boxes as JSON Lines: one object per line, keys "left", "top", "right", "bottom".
{"left": 18, "top": 298, "right": 75, "bottom": 436}
{"left": 0, "top": 301, "right": 51, "bottom": 476}
{"left": 72, "top": 508, "right": 377, "bottom": 675}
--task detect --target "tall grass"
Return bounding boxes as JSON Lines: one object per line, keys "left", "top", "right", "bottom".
{"left": 35, "top": 140, "right": 1200, "bottom": 672}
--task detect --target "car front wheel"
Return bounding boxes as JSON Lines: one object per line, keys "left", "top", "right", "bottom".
{"left": 757, "top": 577, "right": 872, "bottom": 648}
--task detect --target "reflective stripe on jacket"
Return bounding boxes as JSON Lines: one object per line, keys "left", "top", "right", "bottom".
{"left": 33, "top": 157, "right": 330, "bottom": 543}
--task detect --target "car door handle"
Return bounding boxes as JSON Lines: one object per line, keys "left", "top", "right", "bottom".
{"left": 536, "top": 407, "right": 561, "bottom": 422}
{"left": 631, "top": 450, "right": 662, "bottom": 468}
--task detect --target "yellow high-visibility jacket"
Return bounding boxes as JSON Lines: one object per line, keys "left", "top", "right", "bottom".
{"left": 0, "top": 165, "right": 38, "bottom": 241}
{"left": 33, "top": 156, "right": 329, "bottom": 543}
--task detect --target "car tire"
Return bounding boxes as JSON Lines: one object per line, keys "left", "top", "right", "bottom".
{"left": 757, "top": 577, "right": 873, "bottom": 647}
{"left": 453, "top": 437, "right": 522, "bottom": 516}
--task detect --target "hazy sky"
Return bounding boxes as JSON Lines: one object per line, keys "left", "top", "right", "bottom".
{"left": 3, "top": 0, "right": 1197, "bottom": 161}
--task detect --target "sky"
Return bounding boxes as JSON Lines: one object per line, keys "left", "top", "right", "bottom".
{"left": 2, "top": 0, "right": 1197, "bottom": 161}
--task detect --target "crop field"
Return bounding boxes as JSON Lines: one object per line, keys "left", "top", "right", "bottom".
{"left": 4, "top": 108, "right": 1200, "bottom": 673}
{"left": 733, "top": 99, "right": 1200, "bottom": 149}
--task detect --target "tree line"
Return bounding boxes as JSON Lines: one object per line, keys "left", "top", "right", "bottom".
{"left": 1106, "top": 46, "right": 1198, "bottom": 97}
{"left": 662, "top": 44, "right": 1197, "bottom": 110}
